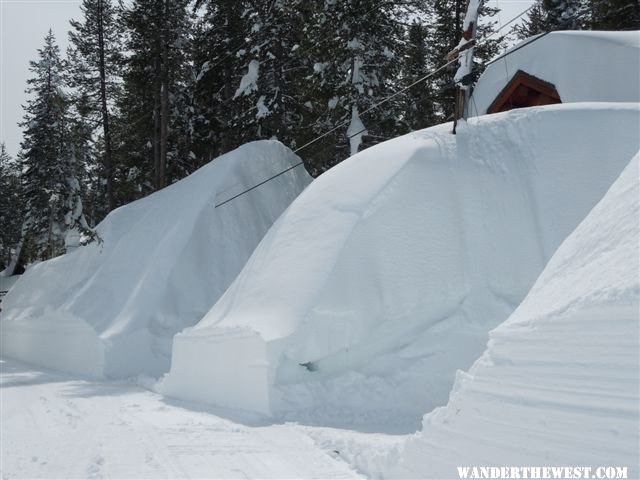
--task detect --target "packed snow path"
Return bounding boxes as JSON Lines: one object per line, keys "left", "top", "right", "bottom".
{"left": 0, "top": 357, "right": 398, "bottom": 479}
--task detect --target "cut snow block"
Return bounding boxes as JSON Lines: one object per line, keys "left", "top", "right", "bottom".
{"left": 160, "top": 104, "right": 640, "bottom": 420}
{"left": 163, "top": 328, "right": 272, "bottom": 414}
{"left": 390, "top": 153, "right": 640, "bottom": 478}
{"left": 0, "top": 141, "right": 311, "bottom": 378}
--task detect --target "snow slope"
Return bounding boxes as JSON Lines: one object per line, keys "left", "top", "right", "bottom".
{"left": 0, "top": 141, "right": 311, "bottom": 378}
{"left": 471, "top": 31, "right": 640, "bottom": 115}
{"left": 392, "top": 152, "right": 640, "bottom": 479}
{"left": 161, "top": 103, "right": 640, "bottom": 421}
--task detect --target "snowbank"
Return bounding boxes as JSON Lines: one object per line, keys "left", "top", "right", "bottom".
{"left": 392, "top": 152, "right": 640, "bottom": 478}
{"left": 0, "top": 141, "right": 311, "bottom": 378}
{"left": 471, "top": 31, "right": 640, "bottom": 115}
{"left": 160, "top": 103, "right": 640, "bottom": 419}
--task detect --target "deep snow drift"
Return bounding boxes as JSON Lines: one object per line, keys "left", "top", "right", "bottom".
{"left": 161, "top": 103, "right": 640, "bottom": 421}
{"left": 0, "top": 141, "right": 311, "bottom": 378}
{"left": 392, "top": 153, "right": 639, "bottom": 479}
{"left": 471, "top": 31, "right": 640, "bottom": 115}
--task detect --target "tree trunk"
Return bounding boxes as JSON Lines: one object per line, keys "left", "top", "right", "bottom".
{"left": 97, "top": 0, "right": 114, "bottom": 212}
{"left": 153, "top": 55, "right": 161, "bottom": 190}
{"left": 159, "top": 0, "right": 169, "bottom": 189}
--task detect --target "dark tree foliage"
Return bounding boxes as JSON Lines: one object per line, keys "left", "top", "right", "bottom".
{"left": 515, "top": 0, "right": 638, "bottom": 39}
{"left": 588, "top": 0, "right": 640, "bottom": 30}
{"left": 403, "top": 21, "right": 438, "bottom": 132}
{"left": 296, "top": 0, "right": 407, "bottom": 174}
{"left": 18, "top": 31, "right": 91, "bottom": 262}
{"left": 190, "top": 0, "right": 247, "bottom": 161}
{"left": 67, "top": 0, "right": 122, "bottom": 217}
{"left": 0, "top": 144, "right": 23, "bottom": 270}
{"left": 4, "top": 0, "right": 519, "bottom": 263}
{"left": 117, "top": 0, "right": 193, "bottom": 204}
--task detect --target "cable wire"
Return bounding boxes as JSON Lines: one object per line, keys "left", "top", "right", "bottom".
{"left": 211, "top": 2, "right": 539, "bottom": 208}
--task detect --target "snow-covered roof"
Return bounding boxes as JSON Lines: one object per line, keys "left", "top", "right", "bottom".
{"left": 471, "top": 31, "right": 640, "bottom": 115}
{"left": 160, "top": 103, "right": 640, "bottom": 418}
{"left": 0, "top": 141, "right": 311, "bottom": 378}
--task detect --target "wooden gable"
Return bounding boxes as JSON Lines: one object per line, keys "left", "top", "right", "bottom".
{"left": 487, "top": 70, "right": 561, "bottom": 114}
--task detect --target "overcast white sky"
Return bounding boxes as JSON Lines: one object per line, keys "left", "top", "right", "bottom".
{"left": 0, "top": 0, "right": 532, "bottom": 159}
{"left": 1, "top": 0, "right": 82, "bottom": 158}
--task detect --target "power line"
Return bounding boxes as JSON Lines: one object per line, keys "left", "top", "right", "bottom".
{"left": 214, "top": 160, "right": 305, "bottom": 209}
{"left": 123, "top": 1, "right": 461, "bottom": 155}
{"left": 484, "top": 31, "right": 550, "bottom": 68}
{"left": 292, "top": 56, "right": 460, "bottom": 155}
{"left": 214, "top": 22, "right": 531, "bottom": 208}
{"left": 214, "top": 3, "right": 539, "bottom": 209}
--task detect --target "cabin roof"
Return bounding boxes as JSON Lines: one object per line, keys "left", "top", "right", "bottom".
{"left": 471, "top": 31, "right": 640, "bottom": 116}
{"left": 487, "top": 70, "right": 561, "bottom": 114}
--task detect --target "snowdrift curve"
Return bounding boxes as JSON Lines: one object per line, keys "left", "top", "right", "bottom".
{"left": 0, "top": 141, "right": 311, "bottom": 378}
{"left": 391, "top": 152, "right": 639, "bottom": 478}
{"left": 161, "top": 104, "right": 640, "bottom": 420}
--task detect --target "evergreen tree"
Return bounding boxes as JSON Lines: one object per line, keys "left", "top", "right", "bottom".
{"left": 192, "top": 0, "right": 312, "bottom": 164}
{"left": 588, "top": 0, "right": 640, "bottom": 29}
{"left": 67, "top": 0, "right": 122, "bottom": 217}
{"left": 515, "top": 0, "right": 589, "bottom": 38}
{"left": 513, "top": 2, "right": 548, "bottom": 39}
{"left": 67, "top": 91, "right": 98, "bottom": 227}
{"left": 191, "top": 0, "right": 251, "bottom": 161}
{"left": 229, "top": 0, "right": 308, "bottom": 149}
{"left": 403, "top": 21, "right": 437, "bottom": 131}
{"left": 19, "top": 31, "right": 92, "bottom": 261}
{"left": 117, "top": 0, "right": 193, "bottom": 202}
{"left": 299, "top": 0, "right": 405, "bottom": 174}
{"left": 0, "top": 144, "right": 22, "bottom": 270}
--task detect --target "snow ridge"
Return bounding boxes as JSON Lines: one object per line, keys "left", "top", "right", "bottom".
{"left": 392, "top": 153, "right": 640, "bottom": 479}
{"left": 0, "top": 141, "right": 311, "bottom": 378}
{"left": 161, "top": 103, "right": 640, "bottom": 423}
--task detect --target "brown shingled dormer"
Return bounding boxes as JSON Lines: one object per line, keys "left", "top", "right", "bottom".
{"left": 487, "top": 70, "right": 562, "bottom": 114}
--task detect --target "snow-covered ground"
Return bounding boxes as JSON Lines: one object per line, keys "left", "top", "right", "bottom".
{"left": 1, "top": 356, "right": 404, "bottom": 479}
{"left": 0, "top": 141, "right": 311, "bottom": 379}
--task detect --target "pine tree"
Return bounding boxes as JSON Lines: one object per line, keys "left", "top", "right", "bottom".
{"left": 0, "top": 144, "right": 23, "bottom": 271}
{"left": 299, "top": 0, "right": 405, "bottom": 174}
{"left": 67, "top": 0, "right": 122, "bottom": 217}
{"left": 515, "top": 0, "right": 590, "bottom": 37}
{"left": 588, "top": 0, "right": 640, "bottom": 29}
{"left": 191, "top": 0, "right": 251, "bottom": 161}
{"left": 229, "top": 0, "right": 308, "bottom": 149}
{"left": 403, "top": 21, "right": 437, "bottom": 131}
{"left": 67, "top": 91, "right": 97, "bottom": 227}
{"left": 18, "top": 31, "right": 91, "bottom": 262}
{"left": 513, "top": 2, "right": 548, "bottom": 39}
{"left": 117, "top": 0, "right": 193, "bottom": 202}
